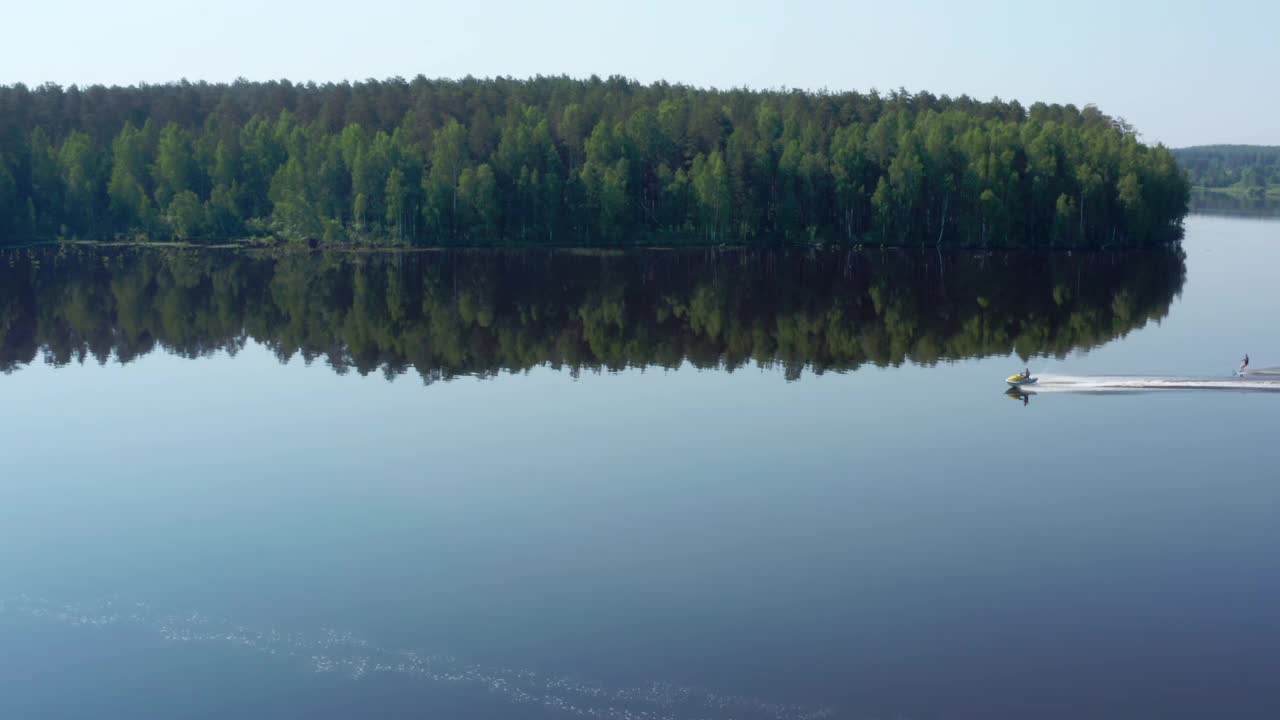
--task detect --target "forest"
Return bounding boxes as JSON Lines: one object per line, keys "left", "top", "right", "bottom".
{"left": 0, "top": 245, "right": 1185, "bottom": 381}
{"left": 1172, "top": 145, "right": 1280, "bottom": 196}
{"left": 0, "top": 77, "right": 1188, "bottom": 247}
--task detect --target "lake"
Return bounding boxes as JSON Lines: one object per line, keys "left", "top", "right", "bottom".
{"left": 3, "top": 214, "right": 1280, "bottom": 720}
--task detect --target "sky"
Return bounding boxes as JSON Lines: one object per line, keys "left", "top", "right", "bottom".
{"left": 3, "top": 0, "right": 1275, "bottom": 148}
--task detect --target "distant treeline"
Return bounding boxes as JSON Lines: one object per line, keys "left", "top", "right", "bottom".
{"left": 0, "top": 77, "right": 1188, "bottom": 247}
{"left": 0, "top": 245, "right": 1184, "bottom": 380}
{"left": 1173, "top": 145, "right": 1280, "bottom": 192}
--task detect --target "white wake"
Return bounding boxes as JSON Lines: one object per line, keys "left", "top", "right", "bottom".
{"left": 1026, "top": 372, "right": 1280, "bottom": 393}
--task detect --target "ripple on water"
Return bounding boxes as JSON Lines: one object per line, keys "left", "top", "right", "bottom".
{"left": 1, "top": 595, "right": 837, "bottom": 720}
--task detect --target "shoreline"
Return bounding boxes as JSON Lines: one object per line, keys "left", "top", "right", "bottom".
{"left": 2, "top": 235, "right": 1188, "bottom": 255}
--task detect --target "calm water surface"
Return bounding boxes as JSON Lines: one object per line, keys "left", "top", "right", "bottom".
{"left": 3, "top": 215, "right": 1280, "bottom": 719}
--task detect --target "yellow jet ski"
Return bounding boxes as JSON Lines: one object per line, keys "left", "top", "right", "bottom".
{"left": 1007, "top": 373, "right": 1038, "bottom": 387}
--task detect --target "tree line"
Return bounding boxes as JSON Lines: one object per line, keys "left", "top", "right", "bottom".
{"left": 0, "top": 77, "right": 1188, "bottom": 247}
{"left": 1172, "top": 145, "right": 1280, "bottom": 195}
{"left": 0, "top": 245, "right": 1185, "bottom": 381}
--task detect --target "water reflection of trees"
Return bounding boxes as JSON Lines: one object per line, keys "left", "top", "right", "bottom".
{"left": 1188, "top": 190, "right": 1280, "bottom": 219}
{"left": 0, "top": 245, "right": 1185, "bottom": 382}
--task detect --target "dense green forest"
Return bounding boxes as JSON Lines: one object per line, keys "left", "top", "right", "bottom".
{"left": 0, "top": 245, "right": 1184, "bottom": 380}
{"left": 0, "top": 77, "right": 1188, "bottom": 247}
{"left": 1173, "top": 145, "right": 1280, "bottom": 195}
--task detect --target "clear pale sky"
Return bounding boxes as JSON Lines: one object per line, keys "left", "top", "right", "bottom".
{"left": 5, "top": 0, "right": 1274, "bottom": 148}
